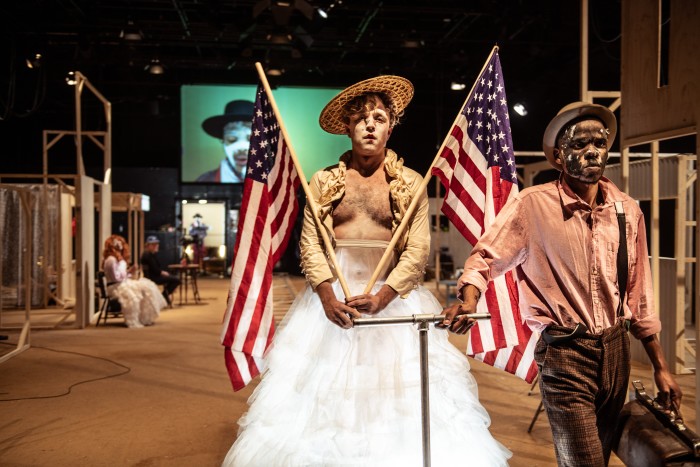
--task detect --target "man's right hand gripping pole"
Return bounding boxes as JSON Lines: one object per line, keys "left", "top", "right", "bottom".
{"left": 437, "top": 283, "right": 481, "bottom": 334}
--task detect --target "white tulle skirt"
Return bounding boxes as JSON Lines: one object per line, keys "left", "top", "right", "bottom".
{"left": 224, "top": 240, "right": 511, "bottom": 466}
{"left": 109, "top": 277, "right": 166, "bottom": 328}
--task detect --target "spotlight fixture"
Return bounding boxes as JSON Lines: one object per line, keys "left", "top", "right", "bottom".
{"left": 317, "top": 8, "right": 328, "bottom": 18}
{"left": 65, "top": 71, "right": 77, "bottom": 85}
{"left": 145, "top": 59, "right": 164, "bottom": 75}
{"left": 25, "top": 53, "right": 42, "bottom": 69}
{"left": 253, "top": 0, "right": 314, "bottom": 24}
{"left": 120, "top": 19, "right": 143, "bottom": 41}
{"left": 450, "top": 81, "right": 466, "bottom": 91}
{"left": 513, "top": 103, "right": 528, "bottom": 116}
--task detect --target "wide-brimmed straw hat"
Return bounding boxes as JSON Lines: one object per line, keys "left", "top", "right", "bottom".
{"left": 319, "top": 75, "right": 414, "bottom": 135}
{"left": 542, "top": 101, "right": 617, "bottom": 169}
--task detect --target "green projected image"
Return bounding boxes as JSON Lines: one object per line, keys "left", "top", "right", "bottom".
{"left": 181, "top": 84, "right": 348, "bottom": 183}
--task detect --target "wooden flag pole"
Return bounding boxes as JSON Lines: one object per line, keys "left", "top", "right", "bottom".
{"left": 362, "top": 45, "right": 499, "bottom": 294}
{"left": 254, "top": 62, "right": 351, "bottom": 299}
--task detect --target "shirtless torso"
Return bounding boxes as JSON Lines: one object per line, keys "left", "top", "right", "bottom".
{"left": 333, "top": 165, "right": 393, "bottom": 241}
{"left": 316, "top": 96, "right": 399, "bottom": 327}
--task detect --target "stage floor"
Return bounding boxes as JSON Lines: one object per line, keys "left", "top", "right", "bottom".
{"left": 0, "top": 275, "right": 695, "bottom": 466}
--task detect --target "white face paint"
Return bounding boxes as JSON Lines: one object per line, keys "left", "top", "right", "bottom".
{"left": 554, "top": 119, "right": 610, "bottom": 184}
{"left": 345, "top": 97, "right": 392, "bottom": 158}
{"left": 222, "top": 121, "right": 252, "bottom": 171}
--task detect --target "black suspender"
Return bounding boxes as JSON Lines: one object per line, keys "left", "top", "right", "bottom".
{"left": 615, "top": 201, "right": 628, "bottom": 319}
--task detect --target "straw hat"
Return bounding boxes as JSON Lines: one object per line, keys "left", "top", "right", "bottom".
{"left": 319, "top": 75, "right": 414, "bottom": 135}
{"left": 542, "top": 101, "right": 617, "bottom": 169}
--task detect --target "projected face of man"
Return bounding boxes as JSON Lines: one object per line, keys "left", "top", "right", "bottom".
{"left": 222, "top": 120, "right": 252, "bottom": 172}
{"left": 554, "top": 118, "right": 610, "bottom": 185}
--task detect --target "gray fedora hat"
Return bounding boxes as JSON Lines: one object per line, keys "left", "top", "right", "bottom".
{"left": 542, "top": 102, "right": 617, "bottom": 169}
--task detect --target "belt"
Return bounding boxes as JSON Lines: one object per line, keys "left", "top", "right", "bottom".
{"left": 542, "top": 319, "right": 631, "bottom": 345}
{"left": 542, "top": 322, "right": 589, "bottom": 345}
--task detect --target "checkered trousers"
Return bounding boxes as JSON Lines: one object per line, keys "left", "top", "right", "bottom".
{"left": 534, "top": 321, "right": 631, "bottom": 466}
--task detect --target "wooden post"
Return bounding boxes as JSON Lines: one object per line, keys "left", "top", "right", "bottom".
{"left": 580, "top": 0, "right": 589, "bottom": 102}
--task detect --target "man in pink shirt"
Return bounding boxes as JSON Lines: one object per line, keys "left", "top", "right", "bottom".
{"left": 440, "top": 102, "right": 682, "bottom": 466}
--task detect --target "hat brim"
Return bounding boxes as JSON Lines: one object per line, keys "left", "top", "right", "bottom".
{"left": 202, "top": 114, "right": 252, "bottom": 139}
{"left": 542, "top": 102, "right": 617, "bottom": 169}
{"left": 319, "top": 75, "right": 414, "bottom": 135}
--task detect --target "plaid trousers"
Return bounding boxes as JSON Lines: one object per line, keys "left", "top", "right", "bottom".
{"left": 534, "top": 321, "right": 630, "bottom": 466}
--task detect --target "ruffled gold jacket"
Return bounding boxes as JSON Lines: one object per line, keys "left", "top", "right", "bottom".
{"left": 299, "top": 149, "right": 430, "bottom": 298}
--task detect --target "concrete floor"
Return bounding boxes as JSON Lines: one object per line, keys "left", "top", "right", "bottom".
{"left": 0, "top": 276, "right": 696, "bottom": 466}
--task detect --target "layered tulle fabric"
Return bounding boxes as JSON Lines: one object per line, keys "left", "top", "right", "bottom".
{"left": 109, "top": 277, "right": 166, "bottom": 328}
{"left": 225, "top": 241, "right": 511, "bottom": 466}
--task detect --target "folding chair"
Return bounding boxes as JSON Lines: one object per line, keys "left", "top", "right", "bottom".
{"left": 95, "top": 271, "right": 122, "bottom": 326}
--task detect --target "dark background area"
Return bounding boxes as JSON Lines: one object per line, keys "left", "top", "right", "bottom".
{"left": 0, "top": 1, "right": 625, "bottom": 178}
{"left": 6, "top": 0, "right": 684, "bottom": 267}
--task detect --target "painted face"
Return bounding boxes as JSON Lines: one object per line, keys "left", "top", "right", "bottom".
{"left": 222, "top": 120, "right": 252, "bottom": 169}
{"left": 345, "top": 97, "right": 392, "bottom": 157}
{"left": 554, "top": 119, "right": 610, "bottom": 184}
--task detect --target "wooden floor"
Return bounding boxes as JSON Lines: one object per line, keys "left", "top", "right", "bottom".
{"left": 0, "top": 275, "right": 696, "bottom": 466}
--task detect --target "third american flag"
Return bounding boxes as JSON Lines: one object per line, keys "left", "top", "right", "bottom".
{"left": 431, "top": 48, "right": 538, "bottom": 383}
{"left": 220, "top": 84, "right": 300, "bottom": 391}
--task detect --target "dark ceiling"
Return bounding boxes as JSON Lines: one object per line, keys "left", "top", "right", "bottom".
{"left": 0, "top": 0, "right": 622, "bottom": 174}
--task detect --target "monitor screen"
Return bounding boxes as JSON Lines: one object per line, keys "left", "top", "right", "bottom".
{"left": 181, "top": 84, "right": 348, "bottom": 183}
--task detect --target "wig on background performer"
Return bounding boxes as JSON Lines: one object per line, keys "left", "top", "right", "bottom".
{"left": 223, "top": 77, "right": 510, "bottom": 465}
{"left": 442, "top": 102, "right": 682, "bottom": 466}
{"left": 102, "top": 234, "right": 166, "bottom": 328}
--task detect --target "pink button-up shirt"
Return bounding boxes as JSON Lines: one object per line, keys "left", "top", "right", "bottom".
{"left": 458, "top": 176, "right": 660, "bottom": 340}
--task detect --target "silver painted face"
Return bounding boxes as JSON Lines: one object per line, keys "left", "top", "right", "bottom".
{"left": 555, "top": 119, "right": 610, "bottom": 184}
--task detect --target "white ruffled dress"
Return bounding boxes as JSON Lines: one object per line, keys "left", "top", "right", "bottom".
{"left": 224, "top": 241, "right": 511, "bottom": 466}
{"left": 104, "top": 257, "right": 166, "bottom": 328}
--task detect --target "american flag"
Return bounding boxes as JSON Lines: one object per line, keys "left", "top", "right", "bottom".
{"left": 431, "top": 49, "right": 538, "bottom": 383}
{"left": 220, "top": 84, "right": 300, "bottom": 391}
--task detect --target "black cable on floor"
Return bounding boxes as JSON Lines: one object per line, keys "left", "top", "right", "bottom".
{"left": 0, "top": 345, "right": 131, "bottom": 402}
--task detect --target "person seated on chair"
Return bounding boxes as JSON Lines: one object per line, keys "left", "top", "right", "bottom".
{"left": 140, "top": 235, "right": 180, "bottom": 306}
{"left": 102, "top": 234, "right": 166, "bottom": 328}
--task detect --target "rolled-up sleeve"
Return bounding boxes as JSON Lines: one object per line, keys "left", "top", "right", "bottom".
{"left": 627, "top": 212, "right": 661, "bottom": 339}
{"left": 457, "top": 195, "right": 529, "bottom": 300}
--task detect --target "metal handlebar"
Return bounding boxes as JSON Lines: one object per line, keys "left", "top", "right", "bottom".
{"left": 353, "top": 312, "right": 491, "bottom": 327}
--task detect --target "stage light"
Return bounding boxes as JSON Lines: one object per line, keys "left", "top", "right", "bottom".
{"left": 450, "top": 81, "right": 466, "bottom": 91}
{"left": 182, "top": 200, "right": 188, "bottom": 204}
{"left": 513, "top": 103, "right": 528, "bottom": 116}
{"left": 198, "top": 199, "right": 207, "bottom": 204}
{"left": 317, "top": 8, "right": 328, "bottom": 18}
{"left": 120, "top": 20, "right": 143, "bottom": 41}
{"left": 146, "top": 59, "right": 164, "bottom": 75}
{"left": 26, "top": 53, "right": 42, "bottom": 69}
{"left": 65, "top": 71, "right": 77, "bottom": 85}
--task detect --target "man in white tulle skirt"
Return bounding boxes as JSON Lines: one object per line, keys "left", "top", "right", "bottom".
{"left": 224, "top": 76, "right": 511, "bottom": 466}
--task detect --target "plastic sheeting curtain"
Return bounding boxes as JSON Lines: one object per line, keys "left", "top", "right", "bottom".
{"left": 1, "top": 184, "right": 59, "bottom": 308}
